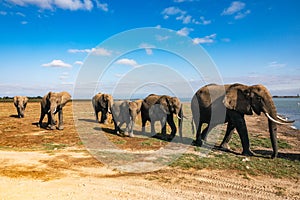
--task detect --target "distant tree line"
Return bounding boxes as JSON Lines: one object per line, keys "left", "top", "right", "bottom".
{"left": 0, "top": 96, "right": 42, "bottom": 102}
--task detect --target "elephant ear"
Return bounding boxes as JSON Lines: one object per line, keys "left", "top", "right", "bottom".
{"left": 223, "top": 85, "right": 252, "bottom": 115}
{"left": 13, "top": 96, "right": 18, "bottom": 107}
{"left": 24, "top": 96, "right": 28, "bottom": 104}
{"left": 23, "top": 96, "right": 28, "bottom": 108}
{"left": 60, "top": 92, "right": 71, "bottom": 106}
{"left": 99, "top": 94, "right": 107, "bottom": 108}
{"left": 159, "top": 97, "right": 171, "bottom": 115}
{"left": 130, "top": 100, "right": 143, "bottom": 114}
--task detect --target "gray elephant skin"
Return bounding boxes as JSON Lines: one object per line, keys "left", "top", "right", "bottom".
{"left": 38, "top": 91, "right": 71, "bottom": 130}
{"left": 111, "top": 100, "right": 143, "bottom": 137}
{"left": 13, "top": 96, "right": 28, "bottom": 118}
{"left": 191, "top": 83, "right": 294, "bottom": 158}
{"left": 141, "top": 94, "right": 183, "bottom": 140}
{"left": 92, "top": 93, "right": 113, "bottom": 124}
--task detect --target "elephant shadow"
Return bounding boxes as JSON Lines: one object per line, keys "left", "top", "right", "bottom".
{"left": 211, "top": 146, "right": 300, "bottom": 161}
{"left": 31, "top": 122, "right": 51, "bottom": 130}
{"left": 94, "top": 127, "right": 117, "bottom": 135}
{"left": 253, "top": 149, "right": 300, "bottom": 161}
{"left": 78, "top": 118, "right": 98, "bottom": 123}
{"left": 10, "top": 114, "right": 20, "bottom": 118}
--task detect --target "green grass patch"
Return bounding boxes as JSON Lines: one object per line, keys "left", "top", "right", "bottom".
{"left": 170, "top": 152, "right": 300, "bottom": 179}
{"left": 113, "top": 139, "right": 127, "bottom": 145}
{"left": 43, "top": 143, "right": 67, "bottom": 150}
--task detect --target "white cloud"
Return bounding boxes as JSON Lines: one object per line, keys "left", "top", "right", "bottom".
{"left": 193, "top": 34, "right": 217, "bottom": 44}
{"left": 60, "top": 72, "right": 69, "bottom": 80}
{"left": 268, "top": 61, "right": 287, "bottom": 68}
{"left": 139, "top": 43, "right": 155, "bottom": 55}
{"left": 7, "top": 0, "right": 52, "bottom": 9}
{"left": 163, "top": 6, "right": 209, "bottom": 25}
{"left": 68, "top": 48, "right": 112, "bottom": 56}
{"left": 234, "top": 9, "right": 251, "bottom": 19}
{"left": 115, "top": 58, "right": 138, "bottom": 67}
{"left": 6, "top": 0, "right": 107, "bottom": 11}
{"left": 174, "top": 0, "right": 194, "bottom": 2}
{"left": 176, "top": 14, "right": 192, "bottom": 24}
{"left": 42, "top": 59, "right": 72, "bottom": 68}
{"left": 96, "top": 0, "right": 108, "bottom": 12}
{"left": 16, "top": 12, "right": 26, "bottom": 17}
{"left": 21, "top": 21, "right": 28, "bottom": 25}
{"left": 176, "top": 27, "right": 193, "bottom": 36}
{"left": 74, "top": 61, "right": 84, "bottom": 65}
{"left": 0, "top": 11, "right": 7, "bottom": 15}
{"left": 199, "top": 16, "right": 211, "bottom": 25}
{"left": 222, "top": 1, "right": 245, "bottom": 15}
{"left": 221, "top": 1, "right": 250, "bottom": 20}
{"left": 156, "top": 35, "right": 169, "bottom": 41}
{"left": 162, "top": 6, "right": 185, "bottom": 16}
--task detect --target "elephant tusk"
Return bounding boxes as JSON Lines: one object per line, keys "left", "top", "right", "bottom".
{"left": 176, "top": 114, "right": 182, "bottom": 120}
{"left": 276, "top": 115, "right": 295, "bottom": 123}
{"left": 265, "top": 113, "right": 293, "bottom": 125}
{"left": 53, "top": 108, "right": 57, "bottom": 114}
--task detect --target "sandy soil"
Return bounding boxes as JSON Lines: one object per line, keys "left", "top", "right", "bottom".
{"left": 0, "top": 101, "right": 299, "bottom": 200}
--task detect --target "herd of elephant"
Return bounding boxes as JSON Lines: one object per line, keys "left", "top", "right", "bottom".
{"left": 12, "top": 83, "right": 294, "bottom": 158}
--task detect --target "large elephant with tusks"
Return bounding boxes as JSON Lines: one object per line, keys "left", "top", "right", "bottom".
{"left": 38, "top": 91, "right": 71, "bottom": 130}
{"left": 191, "top": 83, "right": 294, "bottom": 158}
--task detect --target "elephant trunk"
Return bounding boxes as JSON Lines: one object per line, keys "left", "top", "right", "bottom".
{"left": 262, "top": 98, "right": 278, "bottom": 158}
{"left": 178, "top": 105, "right": 183, "bottom": 139}
{"left": 17, "top": 106, "right": 24, "bottom": 118}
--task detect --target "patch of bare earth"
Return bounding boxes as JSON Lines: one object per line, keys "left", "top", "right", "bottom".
{"left": 0, "top": 102, "right": 299, "bottom": 199}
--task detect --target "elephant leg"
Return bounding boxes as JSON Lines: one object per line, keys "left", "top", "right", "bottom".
{"left": 58, "top": 110, "right": 64, "bottom": 130}
{"left": 167, "top": 114, "right": 176, "bottom": 139}
{"left": 230, "top": 111, "right": 253, "bottom": 156}
{"left": 195, "top": 121, "right": 203, "bottom": 146}
{"left": 113, "top": 120, "right": 119, "bottom": 134}
{"left": 141, "top": 117, "right": 147, "bottom": 134}
{"left": 128, "top": 120, "right": 135, "bottom": 137}
{"left": 220, "top": 122, "right": 235, "bottom": 150}
{"left": 46, "top": 112, "right": 55, "bottom": 129}
{"left": 160, "top": 119, "right": 167, "bottom": 140}
{"left": 38, "top": 111, "right": 46, "bottom": 127}
{"left": 150, "top": 121, "right": 156, "bottom": 135}
{"left": 95, "top": 110, "right": 99, "bottom": 122}
{"left": 100, "top": 110, "right": 108, "bottom": 124}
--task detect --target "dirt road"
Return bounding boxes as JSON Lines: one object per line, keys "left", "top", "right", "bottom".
{"left": 0, "top": 150, "right": 299, "bottom": 200}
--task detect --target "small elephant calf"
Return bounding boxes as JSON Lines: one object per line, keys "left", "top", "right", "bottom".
{"left": 111, "top": 100, "right": 143, "bottom": 137}
{"left": 13, "top": 96, "right": 28, "bottom": 118}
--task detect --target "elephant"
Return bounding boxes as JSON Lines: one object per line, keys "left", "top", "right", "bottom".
{"left": 191, "top": 83, "right": 294, "bottom": 158}
{"left": 92, "top": 93, "right": 113, "bottom": 124}
{"left": 111, "top": 99, "right": 143, "bottom": 137}
{"left": 13, "top": 96, "right": 28, "bottom": 118}
{"left": 141, "top": 94, "right": 183, "bottom": 140}
{"left": 38, "top": 91, "right": 71, "bottom": 130}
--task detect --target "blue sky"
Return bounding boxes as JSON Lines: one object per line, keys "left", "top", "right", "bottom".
{"left": 0, "top": 0, "right": 299, "bottom": 98}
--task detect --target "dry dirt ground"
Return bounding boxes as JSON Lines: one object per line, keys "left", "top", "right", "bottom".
{"left": 0, "top": 101, "right": 299, "bottom": 200}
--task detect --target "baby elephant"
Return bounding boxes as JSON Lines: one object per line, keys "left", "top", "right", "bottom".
{"left": 111, "top": 100, "right": 143, "bottom": 137}
{"left": 13, "top": 96, "right": 28, "bottom": 118}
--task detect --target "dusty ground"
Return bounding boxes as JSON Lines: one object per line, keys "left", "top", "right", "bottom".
{"left": 0, "top": 101, "right": 299, "bottom": 199}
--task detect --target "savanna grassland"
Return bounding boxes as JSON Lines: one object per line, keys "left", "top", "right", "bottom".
{"left": 0, "top": 101, "right": 299, "bottom": 199}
